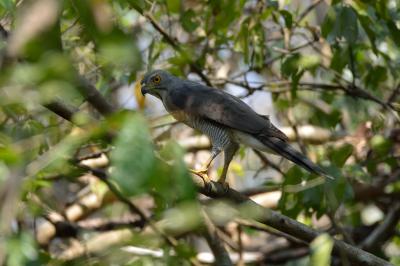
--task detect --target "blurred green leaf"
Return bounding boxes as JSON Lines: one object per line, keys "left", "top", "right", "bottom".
{"left": 322, "top": 5, "right": 358, "bottom": 44}
{"left": 357, "top": 14, "right": 378, "bottom": 54}
{"left": 154, "top": 140, "right": 196, "bottom": 204}
{"left": 310, "top": 234, "right": 333, "bottom": 266}
{"left": 370, "top": 135, "right": 392, "bottom": 156}
{"left": 181, "top": 9, "right": 198, "bottom": 32}
{"left": 6, "top": 232, "right": 38, "bottom": 266}
{"left": 330, "top": 45, "right": 348, "bottom": 72}
{"left": 166, "top": 0, "right": 180, "bottom": 13}
{"left": 99, "top": 37, "right": 140, "bottom": 70}
{"left": 235, "top": 18, "right": 250, "bottom": 63}
{"left": 364, "top": 65, "right": 387, "bottom": 90}
{"left": 0, "top": 146, "right": 19, "bottom": 165}
{"left": 329, "top": 143, "right": 353, "bottom": 167}
{"left": 110, "top": 113, "right": 156, "bottom": 196}
{"left": 0, "top": 0, "right": 15, "bottom": 10}
{"left": 161, "top": 202, "right": 202, "bottom": 235}
{"left": 278, "top": 166, "right": 303, "bottom": 217}
{"left": 281, "top": 53, "right": 300, "bottom": 77}
{"left": 279, "top": 10, "right": 292, "bottom": 29}
{"left": 385, "top": 20, "right": 400, "bottom": 44}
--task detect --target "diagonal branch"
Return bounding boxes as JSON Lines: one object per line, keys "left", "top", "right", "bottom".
{"left": 360, "top": 202, "right": 400, "bottom": 252}
{"left": 191, "top": 174, "right": 391, "bottom": 266}
{"left": 77, "top": 77, "right": 116, "bottom": 116}
{"left": 44, "top": 100, "right": 79, "bottom": 122}
{"left": 202, "top": 210, "right": 233, "bottom": 266}
{"left": 296, "top": 0, "right": 324, "bottom": 24}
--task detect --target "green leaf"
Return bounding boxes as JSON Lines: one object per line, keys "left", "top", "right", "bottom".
{"left": 290, "top": 70, "right": 303, "bottom": 99}
{"left": 278, "top": 166, "right": 303, "bottom": 218}
{"left": 110, "top": 113, "right": 157, "bottom": 196}
{"left": 329, "top": 143, "right": 353, "bottom": 167}
{"left": 234, "top": 18, "right": 250, "bottom": 63}
{"left": 310, "top": 234, "right": 334, "bottom": 266}
{"left": 166, "top": 0, "right": 180, "bottom": 13}
{"left": 181, "top": 9, "right": 198, "bottom": 32}
{"left": 370, "top": 135, "right": 392, "bottom": 156}
{"left": 156, "top": 141, "right": 196, "bottom": 202}
{"left": 321, "top": 8, "right": 336, "bottom": 40}
{"left": 281, "top": 53, "right": 300, "bottom": 77}
{"left": 279, "top": 10, "right": 293, "bottom": 29}
{"left": 0, "top": 0, "right": 15, "bottom": 10}
{"left": 330, "top": 46, "right": 348, "bottom": 73}
{"left": 357, "top": 14, "right": 378, "bottom": 54}
{"left": 99, "top": 37, "right": 140, "bottom": 70}
{"left": 6, "top": 232, "right": 38, "bottom": 266}
{"left": 364, "top": 65, "right": 387, "bottom": 90}
{"left": 322, "top": 5, "right": 359, "bottom": 44}
{"left": 337, "top": 6, "right": 358, "bottom": 44}
{"left": 386, "top": 20, "right": 400, "bottom": 44}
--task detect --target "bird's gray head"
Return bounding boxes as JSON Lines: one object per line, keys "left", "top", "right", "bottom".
{"left": 140, "top": 70, "right": 176, "bottom": 99}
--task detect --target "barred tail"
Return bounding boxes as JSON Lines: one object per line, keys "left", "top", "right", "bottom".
{"left": 259, "top": 137, "right": 333, "bottom": 179}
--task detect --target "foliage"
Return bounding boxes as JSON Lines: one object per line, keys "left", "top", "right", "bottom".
{"left": 0, "top": 0, "right": 399, "bottom": 265}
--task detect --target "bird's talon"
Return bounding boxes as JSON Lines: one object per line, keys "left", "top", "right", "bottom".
{"left": 204, "top": 181, "right": 213, "bottom": 193}
{"left": 190, "top": 168, "right": 212, "bottom": 188}
{"left": 218, "top": 181, "right": 229, "bottom": 193}
{"left": 189, "top": 168, "right": 209, "bottom": 177}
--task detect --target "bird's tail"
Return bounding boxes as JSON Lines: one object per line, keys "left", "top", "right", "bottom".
{"left": 258, "top": 137, "right": 333, "bottom": 179}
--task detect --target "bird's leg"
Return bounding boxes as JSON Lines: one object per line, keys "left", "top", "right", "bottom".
{"left": 217, "top": 142, "right": 239, "bottom": 191}
{"left": 190, "top": 147, "right": 221, "bottom": 183}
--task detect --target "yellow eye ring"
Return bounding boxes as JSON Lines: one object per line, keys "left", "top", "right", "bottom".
{"left": 152, "top": 75, "right": 161, "bottom": 84}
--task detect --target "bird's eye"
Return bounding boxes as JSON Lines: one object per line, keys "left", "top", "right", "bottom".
{"left": 152, "top": 75, "right": 161, "bottom": 84}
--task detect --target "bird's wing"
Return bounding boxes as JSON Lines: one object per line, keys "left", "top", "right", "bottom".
{"left": 169, "top": 83, "right": 288, "bottom": 141}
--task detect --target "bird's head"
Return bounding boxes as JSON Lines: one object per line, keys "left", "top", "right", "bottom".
{"left": 140, "top": 70, "right": 174, "bottom": 99}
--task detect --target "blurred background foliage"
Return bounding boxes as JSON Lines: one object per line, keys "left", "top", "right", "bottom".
{"left": 0, "top": 0, "right": 399, "bottom": 265}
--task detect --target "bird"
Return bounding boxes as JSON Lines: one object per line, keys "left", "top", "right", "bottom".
{"left": 140, "top": 70, "right": 331, "bottom": 186}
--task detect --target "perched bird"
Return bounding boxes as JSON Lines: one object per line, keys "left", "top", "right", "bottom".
{"left": 141, "top": 70, "right": 331, "bottom": 185}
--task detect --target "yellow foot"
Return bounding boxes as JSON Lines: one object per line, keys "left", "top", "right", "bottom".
{"left": 189, "top": 168, "right": 212, "bottom": 191}
{"left": 189, "top": 168, "right": 209, "bottom": 176}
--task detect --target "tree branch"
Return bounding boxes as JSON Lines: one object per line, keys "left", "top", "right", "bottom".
{"left": 44, "top": 100, "right": 79, "bottom": 122}
{"left": 77, "top": 77, "right": 116, "bottom": 116}
{"left": 202, "top": 211, "right": 233, "bottom": 266}
{"left": 191, "top": 174, "right": 391, "bottom": 266}
{"left": 360, "top": 202, "right": 400, "bottom": 252}
{"left": 296, "top": 0, "right": 324, "bottom": 24}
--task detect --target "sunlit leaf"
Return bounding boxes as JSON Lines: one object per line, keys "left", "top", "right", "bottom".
{"left": 310, "top": 234, "right": 333, "bottom": 266}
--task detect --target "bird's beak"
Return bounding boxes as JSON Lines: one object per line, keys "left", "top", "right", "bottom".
{"left": 141, "top": 81, "right": 149, "bottom": 95}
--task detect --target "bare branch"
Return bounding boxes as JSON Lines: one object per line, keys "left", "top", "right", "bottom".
{"left": 202, "top": 211, "right": 233, "bottom": 266}
{"left": 44, "top": 100, "right": 79, "bottom": 122}
{"left": 361, "top": 202, "right": 400, "bottom": 252}
{"left": 77, "top": 78, "right": 116, "bottom": 116}
{"left": 192, "top": 174, "right": 391, "bottom": 266}
{"left": 296, "top": 0, "right": 324, "bottom": 23}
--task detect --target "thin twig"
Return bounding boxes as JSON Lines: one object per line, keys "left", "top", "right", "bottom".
{"left": 132, "top": 8, "right": 212, "bottom": 86}
{"left": 296, "top": 0, "right": 324, "bottom": 24}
